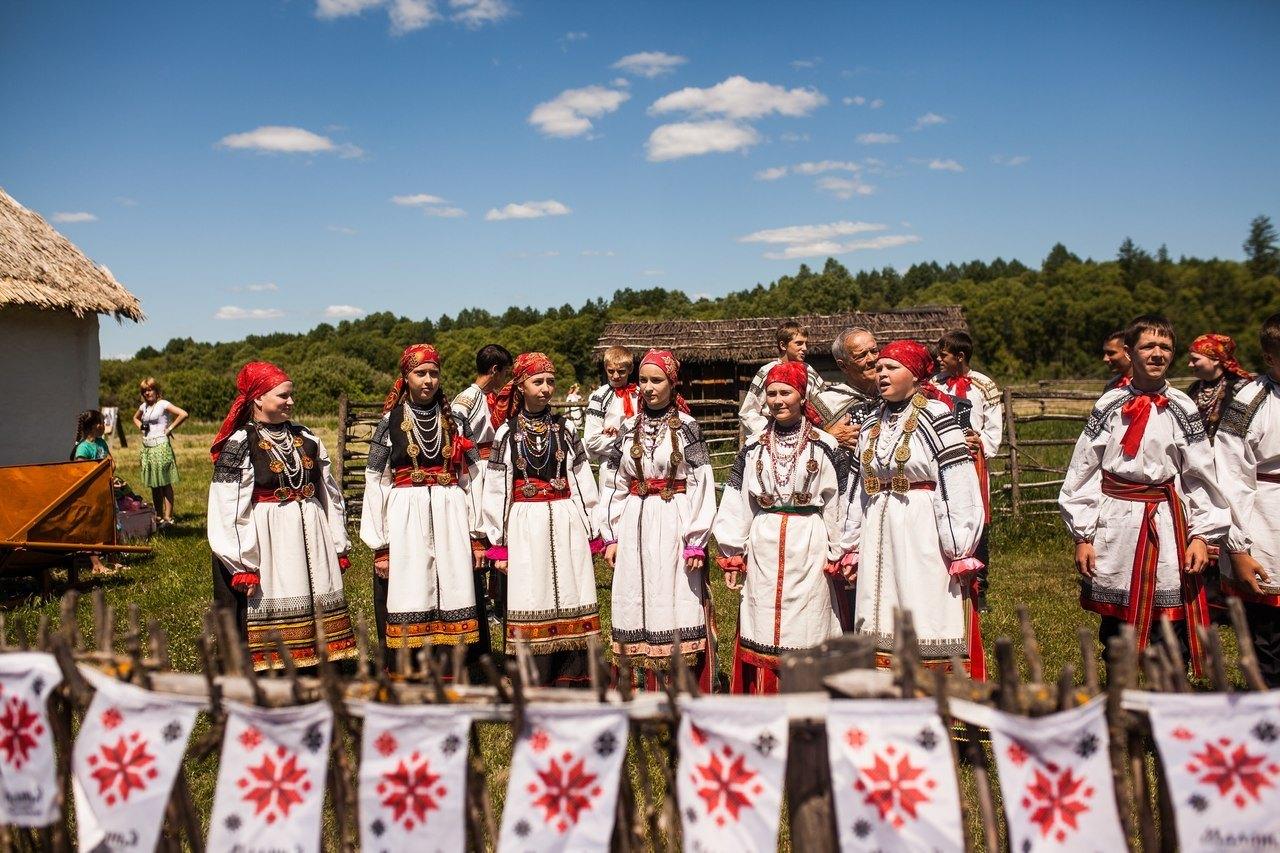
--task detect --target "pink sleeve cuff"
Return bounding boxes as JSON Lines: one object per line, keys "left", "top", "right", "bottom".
{"left": 839, "top": 551, "right": 859, "bottom": 570}
{"left": 485, "top": 546, "right": 509, "bottom": 560}
{"left": 948, "top": 557, "right": 984, "bottom": 577}
{"left": 683, "top": 545, "right": 706, "bottom": 559}
{"left": 590, "top": 537, "right": 606, "bottom": 555}
{"left": 231, "top": 572, "right": 259, "bottom": 591}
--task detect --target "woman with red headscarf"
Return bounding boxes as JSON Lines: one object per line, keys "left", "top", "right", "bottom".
{"left": 712, "top": 359, "right": 849, "bottom": 694}
{"left": 597, "top": 349, "right": 718, "bottom": 690}
{"left": 1187, "top": 332, "right": 1253, "bottom": 442}
{"left": 480, "top": 353, "right": 603, "bottom": 686}
{"left": 844, "top": 340, "right": 986, "bottom": 678}
{"left": 207, "top": 362, "right": 356, "bottom": 671}
{"left": 360, "top": 345, "right": 484, "bottom": 670}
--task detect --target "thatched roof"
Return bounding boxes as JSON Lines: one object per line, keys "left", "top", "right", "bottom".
{"left": 0, "top": 188, "right": 143, "bottom": 321}
{"left": 595, "top": 305, "right": 966, "bottom": 363}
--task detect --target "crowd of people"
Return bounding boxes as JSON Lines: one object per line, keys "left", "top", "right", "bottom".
{"left": 196, "top": 310, "right": 1280, "bottom": 692}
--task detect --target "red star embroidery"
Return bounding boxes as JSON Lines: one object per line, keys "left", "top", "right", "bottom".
{"left": 0, "top": 696, "right": 45, "bottom": 769}
{"left": 238, "top": 726, "right": 263, "bottom": 752}
{"left": 238, "top": 745, "right": 312, "bottom": 823}
{"left": 845, "top": 728, "right": 868, "bottom": 749}
{"left": 87, "top": 732, "right": 158, "bottom": 806}
{"left": 1186, "top": 738, "right": 1278, "bottom": 809}
{"left": 530, "top": 729, "right": 550, "bottom": 753}
{"left": 100, "top": 707, "right": 123, "bottom": 730}
{"left": 377, "top": 751, "right": 443, "bottom": 830}
{"left": 529, "top": 751, "right": 602, "bottom": 830}
{"left": 693, "top": 745, "right": 760, "bottom": 826}
{"left": 1171, "top": 727, "right": 1195, "bottom": 741}
{"left": 1006, "top": 741, "right": 1029, "bottom": 767}
{"left": 855, "top": 747, "right": 936, "bottom": 828}
{"left": 1021, "top": 766, "right": 1093, "bottom": 841}
{"left": 374, "top": 731, "right": 398, "bottom": 758}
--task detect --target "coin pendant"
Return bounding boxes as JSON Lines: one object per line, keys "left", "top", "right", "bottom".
{"left": 274, "top": 487, "right": 290, "bottom": 501}
{"left": 660, "top": 487, "right": 675, "bottom": 501}
{"left": 667, "top": 414, "right": 682, "bottom": 429}
{"left": 894, "top": 444, "right": 911, "bottom": 463}
{"left": 302, "top": 483, "right": 316, "bottom": 498}
{"left": 522, "top": 482, "right": 538, "bottom": 498}
{"left": 670, "top": 451, "right": 684, "bottom": 466}
{"left": 637, "top": 480, "right": 649, "bottom": 496}
{"left": 269, "top": 460, "right": 284, "bottom": 473}
{"left": 406, "top": 443, "right": 420, "bottom": 458}
{"left": 891, "top": 475, "right": 910, "bottom": 494}
{"left": 806, "top": 458, "right": 819, "bottom": 474}
{"left": 293, "top": 436, "right": 304, "bottom": 447}
{"left": 437, "top": 472, "right": 454, "bottom": 486}
{"left": 400, "top": 420, "right": 413, "bottom": 432}
{"left": 258, "top": 440, "right": 272, "bottom": 451}
{"left": 302, "top": 455, "right": 314, "bottom": 469}
{"left": 411, "top": 469, "right": 427, "bottom": 484}
{"left": 912, "top": 393, "right": 928, "bottom": 410}
{"left": 864, "top": 476, "right": 880, "bottom": 495}
{"left": 756, "top": 493, "right": 775, "bottom": 508}
{"left": 630, "top": 444, "right": 643, "bottom": 459}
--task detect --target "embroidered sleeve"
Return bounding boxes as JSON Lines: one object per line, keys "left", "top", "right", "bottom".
{"left": 212, "top": 434, "right": 249, "bottom": 483}
{"left": 365, "top": 415, "right": 392, "bottom": 474}
{"left": 678, "top": 421, "right": 711, "bottom": 469}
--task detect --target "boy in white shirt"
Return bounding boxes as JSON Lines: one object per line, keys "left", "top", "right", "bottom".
{"left": 583, "top": 346, "right": 638, "bottom": 462}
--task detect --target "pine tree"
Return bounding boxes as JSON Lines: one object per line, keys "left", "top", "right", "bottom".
{"left": 1244, "top": 214, "right": 1280, "bottom": 279}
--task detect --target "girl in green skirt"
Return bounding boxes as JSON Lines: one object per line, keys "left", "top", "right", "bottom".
{"left": 133, "top": 377, "right": 188, "bottom": 527}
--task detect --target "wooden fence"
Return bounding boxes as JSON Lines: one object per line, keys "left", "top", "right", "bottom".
{"left": 991, "top": 382, "right": 1102, "bottom": 518}
{"left": 3, "top": 589, "right": 1272, "bottom": 851}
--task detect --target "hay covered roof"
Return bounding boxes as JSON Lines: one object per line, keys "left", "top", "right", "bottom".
{"left": 0, "top": 187, "right": 143, "bottom": 321}
{"left": 594, "top": 305, "right": 966, "bottom": 363}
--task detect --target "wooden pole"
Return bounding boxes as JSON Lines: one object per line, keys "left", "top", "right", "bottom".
{"left": 1003, "top": 387, "right": 1022, "bottom": 517}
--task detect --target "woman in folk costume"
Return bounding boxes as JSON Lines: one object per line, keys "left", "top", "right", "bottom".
{"left": 1187, "top": 332, "right": 1254, "bottom": 442}
{"left": 481, "top": 353, "right": 603, "bottom": 686}
{"left": 598, "top": 349, "right": 718, "bottom": 691}
{"left": 207, "top": 362, "right": 357, "bottom": 671}
{"left": 712, "top": 361, "right": 848, "bottom": 694}
{"left": 360, "top": 344, "right": 483, "bottom": 669}
{"left": 845, "top": 340, "right": 986, "bottom": 677}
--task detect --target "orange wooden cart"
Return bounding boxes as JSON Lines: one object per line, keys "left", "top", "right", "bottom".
{"left": 0, "top": 458, "right": 151, "bottom": 595}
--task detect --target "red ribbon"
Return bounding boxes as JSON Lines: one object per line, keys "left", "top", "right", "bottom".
{"left": 1120, "top": 392, "right": 1168, "bottom": 457}
{"left": 944, "top": 373, "right": 973, "bottom": 400}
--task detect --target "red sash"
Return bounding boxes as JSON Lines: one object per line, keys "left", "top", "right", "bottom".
{"left": 628, "top": 478, "right": 688, "bottom": 497}
{"left": 392, "top": 465, "right": 456, "bottom": 488}
{"left": 251, "top": 485, "right": 316, "bottom": 504}
{"left": 974, "top": 452, "right": 991, "bottom": 524}
{"left": 476, "top": 441, "right": 493, "bottom": 461}
{"left": 1101, "top": 471, "right": 1209, "bottom": 676}
{"left": 512, "top": 477, "right": 570, "bottom": 503}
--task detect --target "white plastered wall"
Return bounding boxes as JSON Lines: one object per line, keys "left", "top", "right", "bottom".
{"left": 0, "top": 306, "right": 100, "bottom": 466}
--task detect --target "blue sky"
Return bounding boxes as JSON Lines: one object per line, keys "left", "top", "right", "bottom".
{"left": 4, "top": 0, "right": 1278, "bottom": 357}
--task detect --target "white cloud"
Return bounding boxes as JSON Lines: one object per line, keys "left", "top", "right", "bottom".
{"left": 580, "top": 249, "right": 616, "bottom": 257}
{"left": 391, "top": 193, "right": 447, "bottom": 206}
{"left": 993, "top": 154, "right": 1031, "bottom": 167}
{"left": 563, "top": 30, "right": 588, "bottom": 41}
{"left": 761, "top": 234, "right": 921, "bottom": 260}
{"left": 843, "top": 95, "right": 866, "bottom": 106}
{"left": 780, "top": 131, "right": 809, "bottom": 143}
{"left": 869, "top": 98, "right": 884, "bottom": 109}
{"left": 928, "top": 158, "right": 964, "bottom": 172}
{"left": 424, "top": 206, "right": 467, "bottom": 218}
{"left": 242, "top": 282, "right": 279, "bottom": 293}
{"left": 324, "top": 304, "right": 366, "bottom": 318}
{"left": 327, "top": 225, "right": 358, "bottom": 235}
{"left": 528, "top": 85, "right": 630, "bottom": 138}
{"left": 610, "top": 77, "right": 630, "bottom": 88}
{"left": 389, "top": 0, "right": 439, "bottom": 33}
{"left": 513, "top": 250, "right": 560, "bottom": 258}
{"left": 793, "top": 160, "right": 860, "bottom": 175}
{"left": 791, "top": 57, "right": 821, "bottom": 69}
{"left": 612, "top": 51, "right": 688, "bottom": 79}
{"left": 484, "top": 199, "right": 571, "bottom": 221}
{"left": 645, "top": 120, "right": 760, "bottom": 161}
{"left": 739, "top": 220, "right": 887, "bottom": 246}
{"left": 650, "top": 75, "right": 826, "bottom": 120}
{"left": 51, "top": 211, "right": 97, "bottom": 223}
{"left": 641, "top": 268, "right": 664, "bottom": 276}
{"left": 816, "top": 176, "right": 874, "bottom": 199}
{"left": 217, "top": 125, "right": 363, "bottom": 158}
{"left": 114, "top": 196, "right": 138, "bottom": 207}
{"left": 755, "top": 166, "right": 790, "bottom": 181}
{"left": 214, "top": 306, "right": 285, "bottom": 320}
{"left": 856, "top": 132, "right": 898, "bottom": 144}
{"left": 449, "top": 0, "right": 511, "bottom": 26}
{"left": 912, "top": 111, "right": 947, "bottom": 130}
{"left": 315, "top": 0, "right": 382, "bottom": 18}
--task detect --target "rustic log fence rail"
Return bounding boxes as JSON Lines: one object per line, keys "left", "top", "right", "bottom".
{"left": 0, "top": 588, "right": 1271, "bottom": 851}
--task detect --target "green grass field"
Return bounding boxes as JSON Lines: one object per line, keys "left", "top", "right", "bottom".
{"left": 0, "top": 417, "right": 1244, "bottom": 847}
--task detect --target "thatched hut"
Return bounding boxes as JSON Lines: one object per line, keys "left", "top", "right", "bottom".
{"left": 593, "top": 306, "right": 966, "bottom": 435}
{"left": 0, "top": 188, "right": 143, "bottom": 465}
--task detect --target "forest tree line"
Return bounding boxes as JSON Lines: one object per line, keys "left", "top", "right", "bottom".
{"left": 100, "top": 216, "right": 1280, "bottom": 419}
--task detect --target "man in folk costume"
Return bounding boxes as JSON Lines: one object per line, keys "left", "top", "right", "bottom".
{"left": 361, "top": 344, "right": 484, "bottom": 672}
{"left": 931, "top": 329, "right": 1003, "bottom": 612}
{"left": 738, "top": 321, "right": 824, "bottom": 445}
{"left": 1187, "top": 332, "right": 1254, "bottom": 442}
{"left": 583, "top": 345, "right": 639, "bottom": 462}
{"left": 1102, "top": 330, "right": 1132, "bottom": 392}
{"left": 714, "top": 360, "right": 848, "bottom": 694}
{"left": 1217, "top": 312, "right": 1280, "bottom": 686}
{"left": 481, "top": 353, "right": 604, "bottom": 686}
{"left": 844, "top": 341, "right": 986, "bottom": 677}
{"left": 208, "top": 362, "right": 357, "bottom": 671}
{"left": 1058, "top": 315, "right": 1231, "bottom": 674}
{"left": 598, "top": 349, "right": 718, "bottom": 691}
{"left": 451, "top": 343, "right": 513, "bottom": 629}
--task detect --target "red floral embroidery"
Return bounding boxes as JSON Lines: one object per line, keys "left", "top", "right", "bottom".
{"left": 855, "top": 746, "right": 936, "bottom": 828}
{"left": 530, "top": 729, "right": 550, "bottom": 753}
{"left": 0, "top": 696, "right": 45, "bottom": 769}
{"left": 238, "top": 745, "right": 313, "bottom": 823}
{"left": 528, "top": 751, "right": 602, "bottom": 834}
{"left": 377, "top": 751, "right": 444, "bottom": 830}
{"left": 100, "top": 707, "right": 123, "bottom": 731}
{"left": 1021, "top": 766, "right": 1093, "bottom": 842}
{"left": 374, "top": 731, "right": 398, "bottom": 758}
{"left": 1007, "top": 741, "right": 1029, "bottom": 767}
{"left": 238, "top": 726, "right": 263, "bottom": 751}
{"left": 692, "top": 745, "right": 764, "bottom": 827}
{"left": 689, "top": 723, "right": 709, "bottom": 747}
{"left": 845, "top": 728, "right": 868, "bottom": 749}
{"left": 87, "top": 732, "right": 158, "bottom": 806}
{"left": 1171, "top": 727, "right": 1195, "bottom": 742}
{"left": 1185, "top": 738, "right": 1279, "bottom": 809}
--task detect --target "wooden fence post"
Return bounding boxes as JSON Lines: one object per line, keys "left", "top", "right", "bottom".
{"left": 336, "top": 393, "right": 348, "bottom": 489}
{"left": 1003, "top": 387, "right": 1021, "bottom": 517}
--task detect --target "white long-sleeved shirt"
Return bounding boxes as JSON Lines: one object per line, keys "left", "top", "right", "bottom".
{"left": 930, "top": 369, "right": 1003, "bottom": 458}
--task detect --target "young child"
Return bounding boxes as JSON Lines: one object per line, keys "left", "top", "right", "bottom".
{"left": 583, "top": 345, "right": 638, "bottom": 462}
{"left": 738, "top": 321, "right": 823, "bottom": 444}
{"left": 1058, "top": 315, "right": 1231, "bottom": 675}
{"left": 1217, "top": 312, "right": 1280, "bottom": 686}
{"left": 72, "top": 410, "right": 121, "bottom": 577}
{"left": 932, "top": 329, "right": 1003, "bottom": 611}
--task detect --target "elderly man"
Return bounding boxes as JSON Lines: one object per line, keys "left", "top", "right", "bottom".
{"left": 815, "top": 326, "right": 881, "bottom": 450}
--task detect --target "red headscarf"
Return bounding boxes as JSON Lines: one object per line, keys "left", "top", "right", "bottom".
{"left": 210, "top": 361, "right": 290, "bottom": 461}
{"left": 639, "top": 349, "right": 691, "bottom": 414}
{"left": 878, "top": 339, "right": 954, "bottom": 409}
{"left": 490, "top": 352, "right": 556, "bottom": 428}
{"left": 764, "top": 360, "right": 823, "bottom": 426}
{"left": 382, "top": 344, "right": 442, "bottom": 412}
{"left": 1190, "top": 333, "right": 1253, "bottom": 381}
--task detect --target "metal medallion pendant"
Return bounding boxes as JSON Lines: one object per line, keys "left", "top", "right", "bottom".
{"left": 756, "top": 493, "right": 775, "bottom": 508}
{"left": 274, "top": 487, "right": 291, "bottom": 501}
{"left": 400, "top": 420, "right": 413, "bottom": 432}
{"left": 863, "top": 475, "right": 881, "bottom": 496}
{"left": 268, "top": 460, "right": 284, "bottom": 473}
{"left": 258, "top": 440, "right": 272, "bottom": 451}
{"left": 891, "top": 475, "right": 910, "bottom": 494}
{"left": 293, "top": 436, "right": 304, "bottom": 448}
{"left": 551, "top": 477, "right": 567, "bottom": 491}
{"left": 636, "top": 479, "right": 649, "bottom": 496}
{"left": 301, "top": 483, "right": 316, "bottom": 498}
{"left": 806, "top": 458, "right": 819, "bottom": 474}
{"left": 411, "top": 469, "right": 428, "bottom": 484}
{"left": 670, "top": 451, "right": 684, "bottom": 466}
{"left": 894, "top": 443, "right": 911, "bottom": 463}
{"left": 630, "top": 443, "right": 644, "bottom": 459}
{"left": 660, "top": 486, "right": 675, "bottom": 502}
{"left": 522, "top": 482, "right": 538, "bottom": 498}
{"left": 667, "top": 414, "right": 681, "bottom": 430}
{"left": 302, "top": 456, "right": 314, "bottom": 469}
{"left": 406, "top": 443, "right": 421, "bottom": 459}
{"left": 793, "top": 492, "right": 811, "bottom": 504}
{"left": 437, "top": 472, "right": 454, "bottom": 486}
{"left": 911, "top": 393, "right": 928, "bottom": 410}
